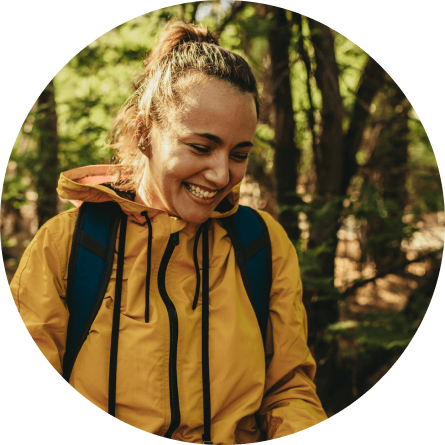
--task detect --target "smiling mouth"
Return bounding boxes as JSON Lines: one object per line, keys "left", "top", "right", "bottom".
{"left": 184, "top": 182, "right": 219, "bottom": 200}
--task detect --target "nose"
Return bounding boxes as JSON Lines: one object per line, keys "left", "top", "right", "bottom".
{"left": 203, "top": 152, "right": 230, "bottom": 188}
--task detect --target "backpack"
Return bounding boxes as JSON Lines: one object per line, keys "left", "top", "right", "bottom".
{"left": 62, "top": 201, "right": 272, "bottom": 384}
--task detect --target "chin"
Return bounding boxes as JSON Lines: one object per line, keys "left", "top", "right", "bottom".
{"left": 180, "top": 212, "right": 213, "bottom": 225}
{"left": 176, "top": 202, "right": 215, "bottom": 224}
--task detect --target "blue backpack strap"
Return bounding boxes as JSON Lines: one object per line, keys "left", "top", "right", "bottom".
{"left": 63, "top": 201, "right": 122, "bottom": 381}
{"left": 221, "top": 205, "right": 272, "bottom": 345}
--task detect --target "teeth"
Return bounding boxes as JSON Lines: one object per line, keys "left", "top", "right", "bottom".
{"left": 185, "top": 183, "right": 218, "bottom": 199}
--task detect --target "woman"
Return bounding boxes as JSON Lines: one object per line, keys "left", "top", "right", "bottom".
{"left": 11, "top": 22, "right": 327, "bottom": 443}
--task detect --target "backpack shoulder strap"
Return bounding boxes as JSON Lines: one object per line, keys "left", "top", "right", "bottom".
{"left": 221, "top": 205, "right": 272, "bottom": 345}
{"left": 63, "top": 201, "right": 122, "bottom": 381}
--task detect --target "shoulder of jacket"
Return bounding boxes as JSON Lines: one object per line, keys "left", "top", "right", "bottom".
{"left": 39, "top": 207, "right": 78, "bottom": 231}
{"left": 253, "top": 209, "right": 297, "bottom": 261}
{"left": 32, "top": 208, "right": 79, "bottom": 252}
{"left": 215, "top": 207, "right": 292, "bottom": 250}
{"left": 253, "top": 209, "right": 289, "bottom": 238}
{"left": 11, "top": 208, "right": 79, "bottom": 298}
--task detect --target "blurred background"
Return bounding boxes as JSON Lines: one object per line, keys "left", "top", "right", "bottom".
{"left": 1, "top": 1, "right": 443, "bottom": 417}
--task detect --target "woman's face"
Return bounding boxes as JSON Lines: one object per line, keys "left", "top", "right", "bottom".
{"left": 138, "top": 79, "right": 257, "bottom": 224}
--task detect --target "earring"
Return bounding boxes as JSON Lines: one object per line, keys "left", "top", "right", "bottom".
{"left": 138, "top": 136, "right": 146, "bottom": 151}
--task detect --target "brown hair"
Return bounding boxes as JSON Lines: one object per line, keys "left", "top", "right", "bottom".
{"left": 110, "top": 21, "right": 259, "bottom": 191}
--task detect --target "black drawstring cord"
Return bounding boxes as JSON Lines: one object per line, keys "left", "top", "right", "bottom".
{"left": 192, "top": 224, "right": 205, "bottom": 310}
{"left": 201, "top": 221, "right": 213, "bottom": 444}
{"left": 108, "top": 210, "right": 213, "bottom": 440}
{"left": 141, "top": 211, "right": 152, "bottom": 323}
{"left": 108, "top": 211, "right": 127, "bottom": 416}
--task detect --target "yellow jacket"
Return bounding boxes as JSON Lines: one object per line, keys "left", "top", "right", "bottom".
{"left": 11, "top": 166, "right": 326, "bottom": 444}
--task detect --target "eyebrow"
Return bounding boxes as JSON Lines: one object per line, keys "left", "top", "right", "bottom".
{"left": 194, "top": 132, "right": 253, "bottom": 149}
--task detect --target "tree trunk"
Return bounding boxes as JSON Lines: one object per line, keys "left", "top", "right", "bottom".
{"left": 341, "top": 57, "right": 386, "bottom": 196}
{"left": 293, "top": 13, "right": 317, "bottom": 158}
{"left": 267, "top": 6, "right": 301, "bottom": 241}
{"left": 305, "top": 19, "right": 343, "bottom": 343}
{"left": 305, "top": 20, "right": 344, "bottom": 325}
{"left": 36, "top": 80, "right": 59, "bottom": 227}
{"left": 308, "top": 18, "right": 343, "bottom": 198}
{"left": 362, "top": 81, "right": 411, "bottom": 270}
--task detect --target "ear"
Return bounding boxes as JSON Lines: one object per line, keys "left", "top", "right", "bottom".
{"left": 135, "top": 111, "right": 149, "bottom": 139}
{"left": 136, "top": 112, "right": 151, "bottom": 156}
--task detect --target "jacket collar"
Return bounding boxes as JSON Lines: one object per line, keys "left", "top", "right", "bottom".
{"left": 57, "top": 165, "right": 240, "bottom": 230}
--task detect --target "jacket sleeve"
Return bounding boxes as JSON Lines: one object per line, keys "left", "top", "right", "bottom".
{"left": 9, "top": 212, "right": 75, "bottom": 375}
{"left": 258, "top": 211, "right": 327, "bottom": 439}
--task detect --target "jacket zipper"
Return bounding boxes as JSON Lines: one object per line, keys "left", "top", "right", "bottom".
{"left": 158, "top": 232, "right": 181, "bottom": 438}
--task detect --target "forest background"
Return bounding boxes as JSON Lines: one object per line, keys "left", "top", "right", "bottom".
{"left": 1, "top": 0, "right": 443, "bottom": 419}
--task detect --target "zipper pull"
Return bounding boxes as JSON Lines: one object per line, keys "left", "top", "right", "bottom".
{"left": 171, "top": 232, "right": 180, "bottom": 246}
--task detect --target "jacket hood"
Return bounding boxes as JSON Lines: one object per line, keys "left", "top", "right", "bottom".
{"left": 57, "top": 165, "right": 241, "bottom": 226}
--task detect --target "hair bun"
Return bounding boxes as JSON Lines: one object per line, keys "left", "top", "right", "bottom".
{"left": 146, "top": 22, "right": 218, "bottom": 72}
{"left": 167, "top": 21, "right": 218, "bottom": 45}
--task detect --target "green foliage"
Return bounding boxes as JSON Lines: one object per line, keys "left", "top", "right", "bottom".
{"left": 55, "top": 12, "right": 166, "bottom": 171}
{"left": 248, "top": 124, "right": 275, "bottom": 177}
{"left": 220, "top": 3, "right": 270, "bottom": 78}
{"left": 327, "top": 311, "right": 418, "bottom": 357}
{"left": 350, "top": 182, "right": 419, "bottom": 256}
{"left": 3, "top": 111, "right": 40, "bottom": 210}
{"left": 2, "top": 173, "right": 29, "bottom": 210}
{"left": 1, "top": 233, "right": 18, "bottom": 249}
{"left": 407, "top": 115, "right": 444, "bottom": 213}
{"left": 334, "top": 32, "right": 368, "bottom": 131}
{"left": 356, "top": 312, "right": 416, "bottom": 351}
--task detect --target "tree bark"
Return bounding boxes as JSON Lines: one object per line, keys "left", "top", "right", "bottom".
{"left": 308, "top": 18, "right": 343, "bottom": 197}
{"left": 305, "top": 20, "right": 344, "bottom": 329}
{"left": 36, "top": 79, "right": 59, "bottom": 227}
{"left": 362, "top": 81, "right": 411, "bottom": 270}
{"left": 267, "top": 6, "right": 301, "bottom": 241}
{"left": 341, "top": 57, "right": 386, "bottom": 196}
{"left": 293, "top": 13, "right": 317, "bottom": 158}
{"left": 304, "top": 20, "right": 343, "bottom": 336}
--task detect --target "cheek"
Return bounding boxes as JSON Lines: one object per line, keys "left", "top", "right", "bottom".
{"left": 155, "top": 151, "right": 181, "bottom": 180}
{"left": 161, "top": 161, "right": 190, "bottom": 189}
{"left": 230, "top": 163, "right": 248, "bottom": 184}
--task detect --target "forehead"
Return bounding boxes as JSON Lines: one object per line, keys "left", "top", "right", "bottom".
{"left": 172, "top": 78, "right": 257, "bottom": 140}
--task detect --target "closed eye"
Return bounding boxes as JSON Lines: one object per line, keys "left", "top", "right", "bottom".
{"left": 189, "top": 143, "right": 249, "bottom": 161}
{"left": 190, "top": 145, "right": 211, "bottom": 154}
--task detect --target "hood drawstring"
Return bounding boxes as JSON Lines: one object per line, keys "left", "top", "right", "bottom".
{"left": 141, "top": 211, "right": 152, "bottom": 323}
{"left": 192, "top": 224, "right": 205, "bottom": 310}
{"left": 200, "top": 222, "right": 213, "bottom": 444}
{"left": 140, "top": 215, "right": 212, "bottom": 442}
{"left": 108, "top": 210, "right": 128, "bottom": 416}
